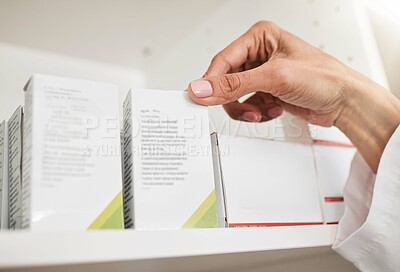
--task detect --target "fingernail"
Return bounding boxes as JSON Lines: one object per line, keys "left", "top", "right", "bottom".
{"left": 190, "top": 80, "right": 213, "bottom": 98}
{"left": 268, "top": 106, "right": 283, "bottom": 118}
{"left": 242, "top": 112, "right": 261, "bottom": 122}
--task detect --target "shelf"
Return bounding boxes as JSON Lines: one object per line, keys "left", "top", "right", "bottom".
{"left": 0, "top": 225, "right": 356, "bottom": 271}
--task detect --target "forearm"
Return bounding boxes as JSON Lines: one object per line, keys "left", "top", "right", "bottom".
{"left": 336, "top": 72, "right": 400, "bottom": 172}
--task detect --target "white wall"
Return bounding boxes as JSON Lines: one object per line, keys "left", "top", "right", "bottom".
{"left": 367, "top": 7, "right": 400, "bottom": 98}
{"left": 1, "top": 0, "right": 395, "bottom": 141}
{"left": 0, "top": 0, "right": 397, "bottom": 147}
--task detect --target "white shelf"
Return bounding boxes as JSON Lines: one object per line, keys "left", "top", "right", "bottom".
{"left": 0, "top": 225, "right": 356, "bottom": 271}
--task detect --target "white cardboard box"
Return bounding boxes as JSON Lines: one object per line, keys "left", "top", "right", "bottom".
{"left": 22, "top": 74, "right": 124, "bottom": 230}
{"left": 313, "top": 145, "right": 356, "bottom": 223}
{"left": 0, "top": 121, "right": 9, "bottom": 229}
{"left": 217, "top": 135, "right": 324, "bottom": 227}
{"left": 7, "top": 107, "right": 23, "bottom": 230}
{"left": 123, "top": 89, "right": 217, "bottom": 229}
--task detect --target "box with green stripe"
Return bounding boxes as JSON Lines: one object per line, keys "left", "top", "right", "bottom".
{"left": 22, "top": 74, "right": 124, "bottom": 230}
{"left": 123, "top": 89, "right": 218, "bottom": 230}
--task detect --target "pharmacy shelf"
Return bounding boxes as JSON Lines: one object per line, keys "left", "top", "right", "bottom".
{"left": 0, "top": 225, "right": 356, "bottom": 272}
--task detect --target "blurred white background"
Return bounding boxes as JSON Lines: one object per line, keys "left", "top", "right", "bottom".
{"left": 0, "top": 0, "right": 399, "bottom": 122}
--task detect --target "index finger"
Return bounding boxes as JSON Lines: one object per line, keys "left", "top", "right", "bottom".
{"left": 204, "top": 21, "right": 277, "bottom": 78}
{"left": 204, "top": 31, "right": 254, "bottom": 77}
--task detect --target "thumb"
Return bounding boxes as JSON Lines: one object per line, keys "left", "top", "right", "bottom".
{"left": 188, "top": 66, "right": 274, "bottom": 106}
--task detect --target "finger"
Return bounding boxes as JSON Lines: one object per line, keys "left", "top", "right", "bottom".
{"left": 250, "top": 93, "right": 283, "bottom": 121}
{"left": 204, "top": 31, "right": 254, "bottom": 77}
{"left": 188, "top": 65, "right": 277, "bottom": 106}
{"left": 244, "top": 60, "right": 264, "bottom": 71}
{"left": 224, "top": 93, "right": 283, "bottom": 122}
{"left": 259, "top": 104, "right": 283, "bottom": 122}
{"left": 203, "top": 21, "right": 278, "bottom": 78}
{"left": 230, "top": 60, "right": 263, "bottom": 74}
{"left": 224, "top": 102, "right": 282, "bottom": 122}
{"left": 245, "top": 92, "right": 272, "bottom": 105}
{"left": 223, "top": 101, "right": 263, "bottom": 122}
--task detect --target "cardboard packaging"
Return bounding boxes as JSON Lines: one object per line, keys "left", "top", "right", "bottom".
{"left": 123, "top": 89, "right": 217, "bottom": 229}
{"left": 310, "top": 124, "right": 356, "bottom": 224}
{"left": 22, "top": 74, "right": 124, "bottom": 230}
{"left": 0, "top": 121, "right": 9, "bottom": 229}
{"left": 313, "top": 145, "right": 356, "bottom": 224}
{"left": 215, "top": 134, "right": 324, "bottom": 227}
{"left": 7, "top": 107, "right": 23, "bottom": 230}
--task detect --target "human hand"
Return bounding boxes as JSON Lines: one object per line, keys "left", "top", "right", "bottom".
{"left": 187, "top": 21, "right": 400, "bottom": 172}
{"left": 187, "top": 21, "right": 352, "bottom": 127}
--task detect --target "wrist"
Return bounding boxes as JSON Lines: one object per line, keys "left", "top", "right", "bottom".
{"left": 335, "top": 72, "right": 400, "bottom": 172}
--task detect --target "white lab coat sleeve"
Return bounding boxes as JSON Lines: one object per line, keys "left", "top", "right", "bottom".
{"left": 333, "top": 125, "right": 400, "bottom": 272}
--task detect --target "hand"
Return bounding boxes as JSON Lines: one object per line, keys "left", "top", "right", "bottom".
{"left": 187, "top": 21, "right": 400, "bottom": 172}
{"left": 187, "top": 21, "right": 351, "bottom": 127}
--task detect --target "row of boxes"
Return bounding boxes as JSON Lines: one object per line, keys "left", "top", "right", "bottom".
{"left": 0, "top": 74, "right": 354, "bottom": 230}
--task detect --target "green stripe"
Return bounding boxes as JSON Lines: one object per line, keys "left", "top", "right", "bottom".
{"left": 88, "top": 191, "right": 124, "bottom": 230}
{"left": 182, "top": 190, "right": 217, "bottom": 228}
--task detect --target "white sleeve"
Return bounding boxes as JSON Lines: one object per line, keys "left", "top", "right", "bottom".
{"left": 333, "top": 125, "right": 400, "bottom": 272}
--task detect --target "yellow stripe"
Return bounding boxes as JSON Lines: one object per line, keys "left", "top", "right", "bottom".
{"left": 88, "top": 191, "right": 123, "bottom": 230}
{"left": 183, "top": 190, "right": 216, "bottom": 228}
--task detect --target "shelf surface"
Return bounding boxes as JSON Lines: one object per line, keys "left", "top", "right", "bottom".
{"left": 0, "top": 225, "right": 340, "bottom": 269}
